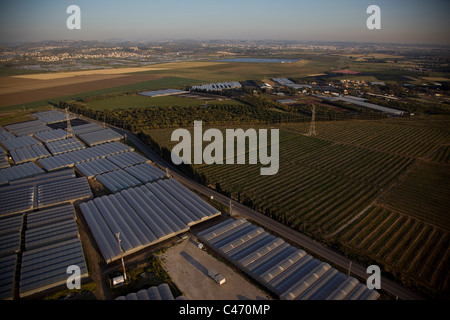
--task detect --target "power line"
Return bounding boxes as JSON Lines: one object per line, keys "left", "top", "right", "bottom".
{"left": 307, "top": 104, "right": 317, "bottom": 136}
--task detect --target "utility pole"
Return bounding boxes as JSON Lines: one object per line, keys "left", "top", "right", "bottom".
{"left": 308, "top": 104, "right": 316, "bottom": 136}
{"left": 65, "top": 108, "right": 74, "bottom": 138}
{"left": 116, "top": 232, "right": 127, "bottom": 281}
{"left": 348, "top": 261, "right": 352, "bottom": 276}
{"left": 229, "top": 200, "right": 233, "bottom": 216}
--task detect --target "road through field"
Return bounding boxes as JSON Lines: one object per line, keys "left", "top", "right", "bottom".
{"left": 77, "top": 114, "right": 424, "bottom": 300}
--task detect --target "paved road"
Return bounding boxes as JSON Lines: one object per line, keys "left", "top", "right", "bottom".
{"left": 77, "top": 115, "right": 424, "bottom": 300}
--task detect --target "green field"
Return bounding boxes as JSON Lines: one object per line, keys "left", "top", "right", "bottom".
{"left": 87, "top": 94, "right": 206, "bottom": 109}
{"left": 147, "top": 117, "right": 450, "bottom": 298}
{"left": 86, "top": 93, "right": 247, "bottom": 110}
{"left": 1, "top": 76, "right": 206, "bottom": 114}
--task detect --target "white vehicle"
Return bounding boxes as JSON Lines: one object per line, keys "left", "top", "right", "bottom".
{"left": 208, "top": 269, "right": 226, "bottom": 285}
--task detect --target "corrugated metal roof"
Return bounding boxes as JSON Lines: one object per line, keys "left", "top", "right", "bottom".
{"left": 197, "top": 218, "right": 380, "bottom": 300}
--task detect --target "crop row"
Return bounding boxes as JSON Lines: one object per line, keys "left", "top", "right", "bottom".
{"left": 381, "top": 161, "right": 450, "bottom": 231}
{"left": 430, "top": 145, "right": 450, "bottom": 164}
{"left": 338, "top": 206, "right": 450, "bottom": 293}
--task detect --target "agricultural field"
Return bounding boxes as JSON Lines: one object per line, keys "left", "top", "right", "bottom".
{"left": 87, "top": 94, "right": 207, "bottom": 109}
{"left": 148, "top": 117, "right": 450, "bottom": 297}
{"left": 0, "top": 58, "right": 326, "bottom": 112}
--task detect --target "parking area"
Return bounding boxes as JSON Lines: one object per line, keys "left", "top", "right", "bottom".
{"left": 158, "top": 235, "right": 270, "bottom": 300}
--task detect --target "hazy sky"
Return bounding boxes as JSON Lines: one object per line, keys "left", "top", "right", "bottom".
{"left": 0, "top": 0, "right": 449, "bottom": 45}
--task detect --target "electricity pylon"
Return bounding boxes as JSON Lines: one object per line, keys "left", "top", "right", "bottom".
{"left": 65, "top": 108, "right": 74, "bottom": 138}
{"left": 307, "top": 104, "right": 316, "bottom": 136}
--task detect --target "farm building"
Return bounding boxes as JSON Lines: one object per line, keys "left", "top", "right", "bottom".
{"left": 4, "top": 120, "right": 51, "bottom": 137}
{"left": 191, "top": 82, "right": 242, "bottom": 92}
{"left": 45, "top": 137, "right": 85, "bottom": 155}
{"left": 197, "top": 218, "right": 380, "bottom": 300}
{"left": 78, "top": 129, "right": 124, "bottom": 147}
{"left": 138, "top": 89, "right": 188, "bottom": 98}
{"left": 0, "top": 162, "right": 45, "bottom": 186}
{"left": 0, "top": 203, "right": 89, "bottom": 299}
{"left": 38, "top": 141, "right": 133, "bottom": 171}
{"left": 0, "top": 168, "right": 92, "bottom": 218}
{"left": 116, "top": 283, "right": 186, "bottom": 300}
{"left": 31, "top": 110, "right": 76, "bottom": 124}
{"left": 80, "top": 178, "right": 221, "bottom": 263}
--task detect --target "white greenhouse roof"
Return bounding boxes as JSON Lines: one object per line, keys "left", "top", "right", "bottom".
{"left": 106, "top": 151, "right": 149, "bottom": 168}
{"left": 5, "top": 120, "right": 50, "bottom": 137}
{"left": 70, "top": 122, "right": 105, "bottom": 135}
{"left": 80, "top": 178, "right": 221, "bottom": 263}
{"left": 19, "top": 238, "right": 88, "bottom": 298}
{"left": 10, "top": 144, "right": 51, "bottom": 164}
{"left": 0, "top": 131, "right": 15, "bottom": 141}
{"left": 95, "top": 169, "right": 142, "bottom": 193}
{"left": 45, "top": 137, "right": 85, "bottom": 155}
{"left": 1, "top": 135, "right": 41, "bottom": 151}
{"left": 38, "top": 141, "right": 133, "bottom": 171}
{"left": 78, "top": 128, "right": 123, "bottom": 146}
{"left": 75, "top": 157, "right": 119, "bottom": 178}
{"left": 0, "top": 162, "right": 45, "bottom": 185}
{"left": 32, "top": 110, "right": 76, "bottom": 124}
{"left": 124, "top": 163, "right": 166, "bottom": 184}
{"left": 197, "top": 218, "right": 380, "bottom": 301}
{"left": 36, "top": 177, "right": 93, "bottom": 209}
{"left": 116, "top": 283, "right": 186, "bottom": 300}
{"left": 138, "top": 89, "right": 188, "bottom": 98}
{"left": 0, "top": 255, "right": 17, "bottom": 300}
{"left": 34, "top": 129, "right": 69, "bottom": 143}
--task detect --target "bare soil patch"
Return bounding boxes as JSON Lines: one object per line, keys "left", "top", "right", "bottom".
{"left": 159, "top": 235, "right": 270, "bottom": 300}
